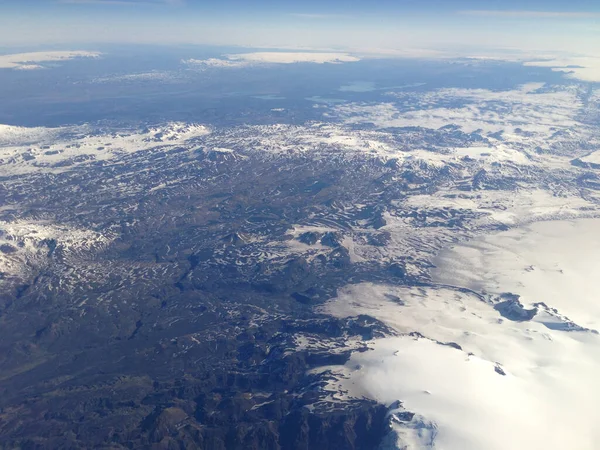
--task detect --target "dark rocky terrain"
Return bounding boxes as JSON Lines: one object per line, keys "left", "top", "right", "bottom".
{"left": 0, "top": 77, "right": 599, "bottom": 449}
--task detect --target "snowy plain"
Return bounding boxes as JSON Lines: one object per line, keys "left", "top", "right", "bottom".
{"left": 320, "top": 218, "right": 600, "bottom": 450}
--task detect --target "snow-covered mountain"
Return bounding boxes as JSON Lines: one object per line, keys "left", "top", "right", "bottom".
{"left": 1, "top": 77, "right": 599, "bottom": 449}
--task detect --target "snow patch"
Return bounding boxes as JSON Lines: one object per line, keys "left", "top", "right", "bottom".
{"left": 0, "top": 219, "right": 114, "bottom": 279}
{"left": 0, "top": 122, "right": 210, "bottom": 175}
{"left": 318, "top": 218, "right": 600, "bottom": 450}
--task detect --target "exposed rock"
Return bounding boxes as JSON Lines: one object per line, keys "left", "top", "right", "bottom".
{"left": 321, "top": 232, "right": 342, "bottom": 248}
{"left": 298, "top": 231, "right": 322, "bottom": 245}
{"left": 494, "top": 294, "right": 537, "bottom": 322}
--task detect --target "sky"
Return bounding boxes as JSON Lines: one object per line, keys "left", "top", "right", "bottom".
{"left": 0, "top": 0, "right": 599, "bottom": 57}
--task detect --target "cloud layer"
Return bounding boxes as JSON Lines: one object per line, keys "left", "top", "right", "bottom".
{"left": 59, "top": 0, "right": 183, "bottom": 5}
{"left": 183, "top": 52, "right": 360, "bottom": 68}
{"left": 0, "top": 51, "right": 100, "bottom": 70}
{"left": 460, "top": 10, "right": 600, "bottom": 18}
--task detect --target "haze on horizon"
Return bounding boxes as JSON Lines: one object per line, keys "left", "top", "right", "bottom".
{"left": 0, "top": 0, "right": 599, "bottom": 60}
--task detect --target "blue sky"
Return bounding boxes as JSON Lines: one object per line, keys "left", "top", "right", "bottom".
{"left": 0, "top": 0, "right": 598, "bottom": 55}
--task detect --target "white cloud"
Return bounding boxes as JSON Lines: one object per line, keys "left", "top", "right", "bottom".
{"left": 523, "top": 56, "right": 600, "bottom": 82}
{"left": 226, "top": 52, "right": 359, "bottom": 64}
{"left": 182, "top": 57, "right": 249, "bottom": 69}
{"left": 14, "top": 64, "right": 44, "bottom": 70}
{"left": 58, "top": 0, "right": 183, "bottom": 5}
{"left": 182, "top": 52, "right": 360, "bottom": 69}
{"left": 90, "top": 70, "right": 178, "bottom": 83}
{"left": 0, "top": 51, "right": 100, "bottom": 70}
{"left": 288, "top": 13, "right": 346, "bottom": 19}
{"left": 460, "top": 10, "right": 600, "bottom": 19}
